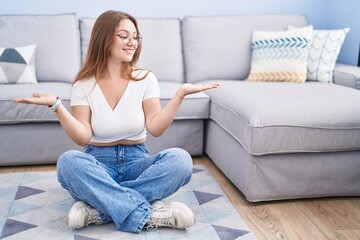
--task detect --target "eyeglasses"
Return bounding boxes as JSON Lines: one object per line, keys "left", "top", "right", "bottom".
{"left": 116, "top": 34, "right": 142, "bottom": 45}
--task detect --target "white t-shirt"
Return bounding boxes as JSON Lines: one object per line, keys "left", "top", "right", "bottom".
{"left": 70, "top": 71, "right": 160, "bottom": 143}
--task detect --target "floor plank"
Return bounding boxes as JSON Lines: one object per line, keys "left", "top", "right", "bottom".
{"left": 0, "top": 164, "right": 56, "bottom": 173}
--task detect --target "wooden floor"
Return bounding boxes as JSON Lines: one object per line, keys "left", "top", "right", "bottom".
{"left": 1, "top": 155, "right": 360, "bottom": 240}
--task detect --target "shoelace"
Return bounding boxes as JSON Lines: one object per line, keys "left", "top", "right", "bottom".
{"left": 145, "top": 220, "right": 158, "bottom": 231}
{"left": 83, "top": 206, "right": 102, "bottom": 226}
{"left": 146, "top": 216, "right": 173, "bottom": 231}
{"left": 145, "top": 206, "right": 174, "bottom": 231}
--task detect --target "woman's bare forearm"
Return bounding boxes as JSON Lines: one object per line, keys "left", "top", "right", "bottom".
{"left": 146, "top": 83, "right": 219, "bottom": 137}
{"left": 147, "top": 93, "right": 183, "bottom": 137}
{"left": 55, "top": 105, "right": 92, "bottom": 146}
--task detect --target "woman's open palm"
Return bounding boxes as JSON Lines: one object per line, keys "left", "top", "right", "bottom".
{"left": 180, "top": 83, "right": 219, "bottom": 96}
{"left": 13, "top": 93, "right": 57, "bottom": 106}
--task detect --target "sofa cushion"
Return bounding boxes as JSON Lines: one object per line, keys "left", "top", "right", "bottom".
{"left": 203, "top": 80, "right": 360, "bottom": 155}
{"left": 0, "top": 82, "right": 73, "bottom": 124}
{"left": 182, "top": 14, "right": 308, "bottom": 83}
{"left": 0, "top": 82, "right": 209, "bottom": 124}
{"left": 246, "top": 25, "right": 313, "bottom": 83}
{"left": 0, "top": 45, "right": 37, "bottom": 84}
{"left": 80, "top": 18, "right": 184, "bottom": 83}
{"left": 0, "top": 13, "right": 80, "bottom": 83}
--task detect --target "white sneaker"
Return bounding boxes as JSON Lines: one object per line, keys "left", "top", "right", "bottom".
{"left": 146, "top": 201, "right": 196, "bottom": 231}
{"left": 151, "top": 200, "right": 166, "bottom": 209}
{"left": 67, "top": 201, "right": 102, "bottom": 229}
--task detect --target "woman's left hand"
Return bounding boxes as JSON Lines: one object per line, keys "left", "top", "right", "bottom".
{"left": 177, "top": 82, "right": 219, "bottom": 98}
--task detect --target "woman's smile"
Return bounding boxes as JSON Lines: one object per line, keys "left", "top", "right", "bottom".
{"left": 122, "top": 47, "right": 134, "bottom": 55}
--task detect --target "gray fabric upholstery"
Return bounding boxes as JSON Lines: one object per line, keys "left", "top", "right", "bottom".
{"left": 0, "top": 14, "right": 81, "bottom": 83}
{"left": 79, "top": 18, "right": 94, "bottom": 64}
{"left": 204, "top": 80, "right": 360, "bottom": 155}
{"left": 205, "top": 120, "right": 360, "bottom": 202}
{"left": 0, "top": 123, "right": 82, "bottom": 165}
{"left": 147, "top": 120, "right": 204, "bottom": 156}
{"left": 137, "top": 19, "right": 184, "bottom": 83}
{"left": 80, "top": 18, "right": 185, "bottom": 83}
{"left": 182, "top": 14, "right": 307, "bottom": 83}
{"left": 334, "top": 63, "right": 360, "bottom": 89}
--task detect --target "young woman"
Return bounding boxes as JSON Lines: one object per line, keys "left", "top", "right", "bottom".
{"left": 13, "top": 10, "right": 218, "bottom": 233}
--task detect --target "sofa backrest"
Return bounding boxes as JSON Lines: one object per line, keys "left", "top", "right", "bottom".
{"left": 182, "top": 14, "right": 308, "bottom": 83}
{"left": 80, "top": 18, "right": 184, "bottom": 83}
{"left": 0, "top": 13, "right": 81, "bottom": 83}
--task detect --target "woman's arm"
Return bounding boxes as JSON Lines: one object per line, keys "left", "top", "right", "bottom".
{"left": 13, "top": 93, "right": 92, "bottom": 146}
{"left": 143, "top": 83, "right": 219, "bottom": 137}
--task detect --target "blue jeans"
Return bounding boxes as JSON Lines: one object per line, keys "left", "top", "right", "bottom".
{"left": 56, "top": 144, "right": 192, "bottom": 233}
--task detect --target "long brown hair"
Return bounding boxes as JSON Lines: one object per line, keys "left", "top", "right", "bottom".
{"left": 74, "top": 10, "right": 148, "bottom": 83}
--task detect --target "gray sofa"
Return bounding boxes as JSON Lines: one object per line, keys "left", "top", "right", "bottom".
{"left": 1, "top": 13, "right": 360, "bottom": 202}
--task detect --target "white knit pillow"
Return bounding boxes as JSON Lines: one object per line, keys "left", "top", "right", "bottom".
{"left": 289, "top": 26, "right": 350, "bottom": 83}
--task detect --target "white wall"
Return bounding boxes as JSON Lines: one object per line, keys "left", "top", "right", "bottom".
{"left": 327, "top": 0, "right": 360, "bottom": 65}
{"left": 0, "top": 0, "right": 327, "bottom": 23}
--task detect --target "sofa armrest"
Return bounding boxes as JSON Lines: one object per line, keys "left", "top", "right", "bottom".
{"left": 333, "top": 63, "right": 360, "bottom": 90}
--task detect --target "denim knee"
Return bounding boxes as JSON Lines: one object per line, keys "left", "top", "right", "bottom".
{"left": 57, "top": 150, "right": 83, "bottom": 184}
{"left": 166, "top": 148, "right": 193, "bottom": 183}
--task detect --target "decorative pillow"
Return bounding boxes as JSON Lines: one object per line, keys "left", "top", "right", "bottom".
{"left": 247, "top": 26, "right": 313, "bottom": 83}
{"left": 0, "top": 45, "right": 37, "bottom": 84}
{"left": 289, "top": 26, "right": 350, "bottom": 83}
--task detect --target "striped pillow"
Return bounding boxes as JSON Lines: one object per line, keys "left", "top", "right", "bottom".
{"left": 247, "top": 26, "right": 313, "bottom": 83}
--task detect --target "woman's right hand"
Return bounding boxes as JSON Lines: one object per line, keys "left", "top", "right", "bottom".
{"left": 13, "top": 93, "right": 57, "bottom": 106}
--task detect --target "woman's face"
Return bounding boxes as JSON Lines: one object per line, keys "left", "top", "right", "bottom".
{"left": 110, "top": 18, "right": 140, "bottom": 63}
